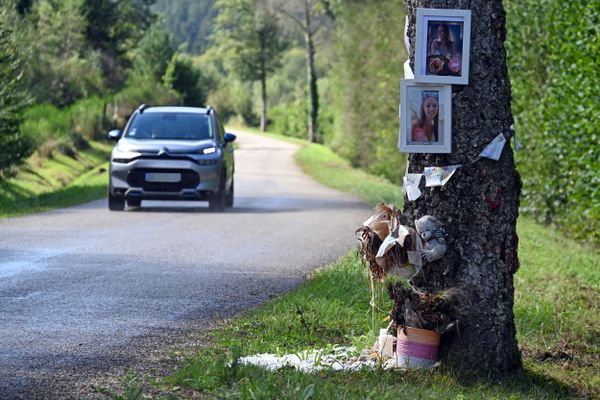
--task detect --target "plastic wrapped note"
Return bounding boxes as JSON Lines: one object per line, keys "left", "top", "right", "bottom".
{"left": 424, "top": 165, "right": 461, "bottom": 187}
{"left": 479, "top": 133, "right": 506, "bottom": 161}
{"left": 403, "top": 173, "right": 423, "bottom": 201}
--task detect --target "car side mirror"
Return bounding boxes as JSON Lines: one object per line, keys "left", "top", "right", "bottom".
{"left": 107, "top": 129, "right": 123, "bottom": 141}
{"left": 224, "top": 133, "right": 237, "bottom": 144}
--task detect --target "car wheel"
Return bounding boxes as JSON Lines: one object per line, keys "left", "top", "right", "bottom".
{"left": 225, "top": 176, "right": 234, "bottom": 208}
{"left": 127, "top": 198, "right": 141, "bottom": 208}
{"left": 108, "top": 187, "right": 125, "bottom": 211}
{"left": 209, "top": 171, "right": 226, "bottom": 212}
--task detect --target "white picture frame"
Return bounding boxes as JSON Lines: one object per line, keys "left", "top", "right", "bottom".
{"left": 398, "top": 79, "right": 452, "bottom": 153}
{"left": 414, "top": 8, "right": 471, "bottom": 85}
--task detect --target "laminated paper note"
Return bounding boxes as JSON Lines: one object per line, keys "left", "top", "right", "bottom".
{"left": 403, "top": 173, "right": 423, "bottom": 201}
{"left": 424, "top": 165, "right": 461, "bottom": 187}
{"left": 479, "top": 133, "right": 506, "bottom": 161}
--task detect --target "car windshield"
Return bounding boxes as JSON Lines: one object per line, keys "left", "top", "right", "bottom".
{"left": 125, "top": 112, "right": 212, "bottom": 140}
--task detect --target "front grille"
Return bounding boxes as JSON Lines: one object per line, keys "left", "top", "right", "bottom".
{"left": 127, "top": 169, "right": 199, "bottom": 192}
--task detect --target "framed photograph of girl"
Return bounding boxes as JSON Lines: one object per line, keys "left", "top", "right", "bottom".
{"left": 414, "top": 8, "right": 471, "bottom": 85}
{"left": 398, "top": 80, "right": 452, "bottom": 153}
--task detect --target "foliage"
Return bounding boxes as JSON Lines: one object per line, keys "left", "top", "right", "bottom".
{"left": 266, "top": 47, "right": 307, "bottom": 137}
{"left": 191, "top": 48, "right": 255, "bottom": 124}
{"left": 131, "top": 21, "right": 175, "bottom": 82}
{"left": 329, "top": 0, "right": 408, "bottom": 184}
{"left": 112, "top": 80, "right": 180, "bottom": 127}
{"left": 271, "top": 0, "right": 335, "bottom": 142}
{"left": 506, "top": 0, "right": 599, "bottom": 243}
{"left": 30, "top": 0, "right": 104, "bottom": 106}
{"left": 214, "top": 0, "right": 287, "bottom": 129}
{"left": 0, "top": 5, "right": 34, "bottom": 175}
{"left": 20, "top": 96, "right": 111, "bottom": 159}
{"left": 154, "top": 0, "right": 217, "bottom": 55}
{"left": 163, "top": 53, "right": 209, "bottom": 107}
{"left": 214, "top": 0, "right": 285, "bottom": 84}
{"left": 83, "top": 0, "right": 156, "bottom": 89}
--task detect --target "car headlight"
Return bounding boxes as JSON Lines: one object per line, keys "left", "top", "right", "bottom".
{"left": 201, "top": 146, "right": 217, "bottom": 155}
{"left": 113, "top": 142, "right": 141, "bottom": 163}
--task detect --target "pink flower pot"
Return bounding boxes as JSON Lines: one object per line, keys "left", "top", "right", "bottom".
{"left": 396, "top": 326, "right": 440, "bottom": 368}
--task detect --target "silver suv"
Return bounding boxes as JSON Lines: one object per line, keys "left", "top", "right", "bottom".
{"left": 107, "top": 105, "right": 236, "bottom": 211}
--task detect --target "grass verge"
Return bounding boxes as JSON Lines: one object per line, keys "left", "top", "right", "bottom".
{"left": 3, "top": 128, "right": 597, "bottom": 398}
{"left": 0, "top": 141, "right": 111, "bottom": 218}
{"left": 112, "top": 131, "right": 596, "bottom": 399}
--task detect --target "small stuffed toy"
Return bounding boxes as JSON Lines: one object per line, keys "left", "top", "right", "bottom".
{"left": 415, "top": 215, "right": 447, "bottom": 263}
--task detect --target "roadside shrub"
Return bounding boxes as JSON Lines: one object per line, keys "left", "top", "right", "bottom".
{"left": 70, "top": 96, "right": 110, "bottom": 141}
{"left": 269, "top": 102, "right": 306, "bottom": 138}
{"left": 506, "top": 0, "right": 599, "bottom": 243}
{"left": 20, "top": 99, "right": 102, "bottom": 160}
{"left": 20, "top": 104, "right": 72, "bottom": 148}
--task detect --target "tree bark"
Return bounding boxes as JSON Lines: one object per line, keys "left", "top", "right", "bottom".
{"left": 403, "top": 0, "right": 522, "bottom": 374}
{"left": 259, "top": 40, "right": 268, "bottom": 132}
{"left": 260, "top": 66, "right": 267, "bottom": 132}
{"left": 303, "top": 0, "right": 319, "bottom": 143}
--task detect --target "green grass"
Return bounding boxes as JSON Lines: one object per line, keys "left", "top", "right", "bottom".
{"left": 145, "top": 132, "right": 598, "bottom": 399}
{"left": 0, "top": 141, "right": 111, "bottom": 218}
{"left": 2, "top": 128, "right": 597, "bottom": 398}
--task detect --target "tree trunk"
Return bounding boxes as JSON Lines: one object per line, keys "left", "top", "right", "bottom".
{"left": 260, "top": 58, "right": 267, "bottom": 132}
{"left": 304, "top": 0, "right": 319, "bottom": 143}
{"left": 403, "top": 0, "right": 521, "bottom": 374}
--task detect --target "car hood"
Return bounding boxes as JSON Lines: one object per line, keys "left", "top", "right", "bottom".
{"left": 118, "top": 138, "right": 215, "bottom": 154}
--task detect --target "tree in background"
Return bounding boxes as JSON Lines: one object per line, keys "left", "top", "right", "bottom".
{"left": 273, "top": 0, "right": 333, "bottom": 143}
{"left": 402, "top": 0, "right": 521, "bottom": 374}
{"left": 83, "top": 0, "right": 156, "bottom": 89}
{"left": 163, "top": 53, "right": 210, "bottom": 106}
{"left": 214, "top": 0, "right": 286, "bottom": 131}
{"left": 132, "top": 21, "right": 175, "bottom": 83}
{"left": 31, "top": 0, "right": 104, "bottom": 106}
{"left": 154, "top": 0, "right": 217, "bottom": 55}
{"left": 329, "top": 0, "right": 407, "bottom": 183}
{"left": 0, "top": 5, "right": 34, "bottom": 174}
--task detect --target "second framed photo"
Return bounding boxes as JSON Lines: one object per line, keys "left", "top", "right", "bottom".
{"left": 398, "top": 79, "right": 452, "bottom": 154}
{"left": 414, "top": 8, "right": 471, "bottom": 85}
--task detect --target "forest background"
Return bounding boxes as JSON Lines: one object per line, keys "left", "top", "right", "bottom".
{"left": 0, "top": 0, "right": 597, "bottom": 244}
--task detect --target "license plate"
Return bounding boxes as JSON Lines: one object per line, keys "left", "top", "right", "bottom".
{"left": 145, "top": 172, "right": 181, "bottom": 182}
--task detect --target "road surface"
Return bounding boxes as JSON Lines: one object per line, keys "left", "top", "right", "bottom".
{"left": 0, "top": 131, "right": 370, "bottom": 398}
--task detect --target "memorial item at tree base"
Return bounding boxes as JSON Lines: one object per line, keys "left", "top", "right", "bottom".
{"left": 396, "top": 326, "right": 440, "bottom": 368}
{"left": 357, "top": 203, "right": 448, "bottom": 280}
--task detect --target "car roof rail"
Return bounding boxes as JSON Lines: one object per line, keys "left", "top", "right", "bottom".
{"left": 205, "top": 105, "right": 212, "bottom": 115}
{"left": 137, "top": 104, "right": 150, "bottom": 113}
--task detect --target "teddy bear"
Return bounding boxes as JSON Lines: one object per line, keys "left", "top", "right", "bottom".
{"left": 415, "top": 215, "right": 447, "bottom": 263}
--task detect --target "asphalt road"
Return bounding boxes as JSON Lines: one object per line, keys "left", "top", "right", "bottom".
{"left": 0, "top": 131, "right": 370, "bottom": 399}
